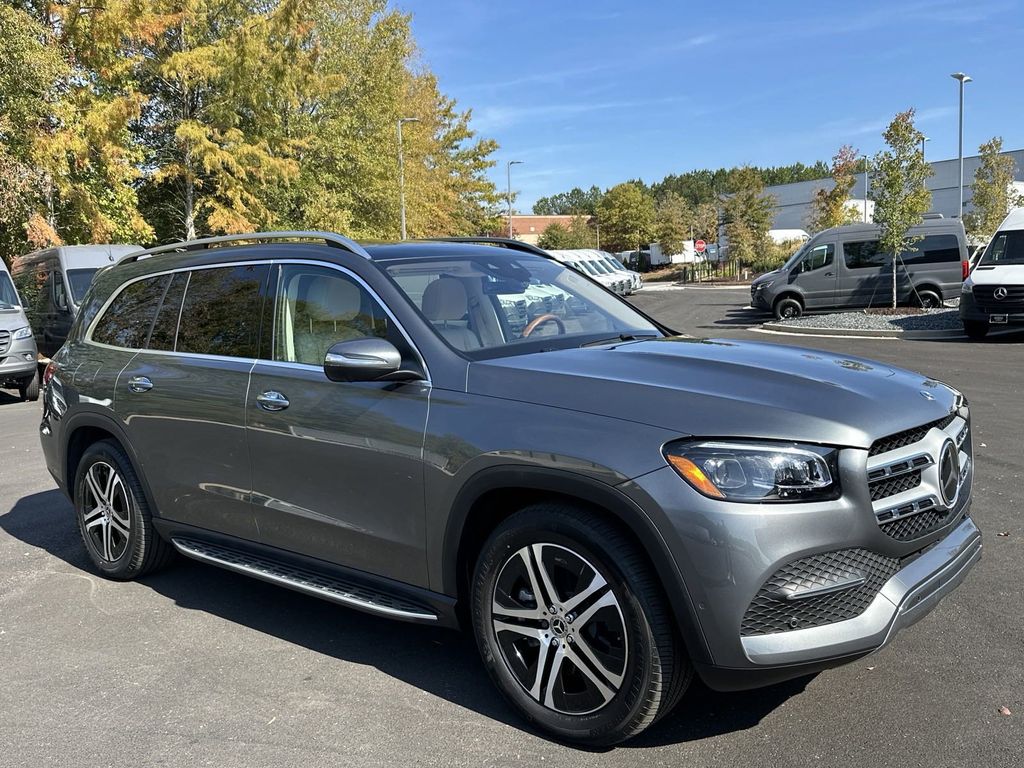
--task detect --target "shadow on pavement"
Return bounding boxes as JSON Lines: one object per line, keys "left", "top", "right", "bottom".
{"left": 0, "top": 389, "right": 28, "bottom": 407}
{"left": 2, "top": 489, "right": 805, "bottom": 749}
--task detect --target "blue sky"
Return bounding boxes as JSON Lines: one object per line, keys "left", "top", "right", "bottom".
{"left": 404, "top": 0, "right": 1024, "bottom": 210}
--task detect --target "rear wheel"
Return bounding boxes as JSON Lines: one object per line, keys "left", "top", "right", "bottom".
{"left": 18, "top": 370, "right": 39, "bottom": 402}
{"left": 916, "top": 289, "right": 942, "bottom": 309}
{"left": 773, "top": 296, "right": 802, "bottom": 320}
{"left": 963, "top": 320, "right": 989, "bottom": 340}
{"left": 471, "top": 503, "right": 691, "bottom": 746}
{"left": 74, "top": 440, "right": 174, "bottom": 579}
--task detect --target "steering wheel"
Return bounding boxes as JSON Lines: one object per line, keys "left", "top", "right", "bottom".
{"left": 522, "top": 313, "right": 566, "bottom": 337}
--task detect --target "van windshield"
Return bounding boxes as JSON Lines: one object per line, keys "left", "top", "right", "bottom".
{"left": 979, "top": 230, "right": 1024, "bottom": 266}
{"left": 66, "top": 268, "right": 99, "bottom": 303}
{"left": 0, "top": 272, "right": 19, "bottom": 308}
{"left": 783, "top": 241, "right": 811, "bottom": 271}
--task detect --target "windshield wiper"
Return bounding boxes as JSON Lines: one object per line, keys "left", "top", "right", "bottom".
{"left": 580, "top": 333, "right": 659, "bottom": 348}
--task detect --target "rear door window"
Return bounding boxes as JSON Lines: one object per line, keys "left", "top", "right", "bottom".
{"left": 91, "top": 275, "right": 170, "bottom": 349}
{"left": 176, "top": 264, "right": 270, "bottom": 357}
{"left": 147, "top": 272, "right": 189, "bottom": 351}
{"left": 843, "top": 240, "right": 886, "bottom": 270}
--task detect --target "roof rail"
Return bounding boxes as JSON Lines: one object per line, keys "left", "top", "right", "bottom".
{"left": 428, "top": 237, "right": 551, "bottom": 258}
{"left": 116, "top": 231, "right": 372, "bottom": 265}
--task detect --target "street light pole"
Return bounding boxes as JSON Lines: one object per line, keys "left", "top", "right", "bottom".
{"left": 920, "top": 135, "right": 930, "bottom": 161}
{"left": 860, "top": 155, "right": 871, "bottom": 223}
{"left": 506, "top": 160, "right": 523, "bottom": 238}
{"left": 951, "top": 72, "right": 972, "bottom": 218}
{"left": 397, "top": 117, "right": 419, "bottom": 240}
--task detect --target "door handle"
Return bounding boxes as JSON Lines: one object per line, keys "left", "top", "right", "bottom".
{"left": 824, "top": 272, "right": 834, "bottom": 277}
{"left": 256, "top": 390, "right": 290, "bottom": 411}
{"left": 127, "top": 376, "right": 153, "bottom": 393}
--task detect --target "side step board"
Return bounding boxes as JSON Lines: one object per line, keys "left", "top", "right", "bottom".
{"left": 171, "top": 537, "right": 438, "bottom": 622}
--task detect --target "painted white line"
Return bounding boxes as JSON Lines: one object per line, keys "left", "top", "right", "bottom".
{"left": 750, "top": 327, "right": 899, "bottom": 341}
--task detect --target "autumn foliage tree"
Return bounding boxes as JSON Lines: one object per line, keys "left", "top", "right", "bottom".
{"left": 721, "top": 167, "right": 775, "bottom": 268}
{"left": 809, "top": 145, "right": 862, "bottom": 232}
{"left": 963, "top": 137, "right": 1024, "bottom": 241}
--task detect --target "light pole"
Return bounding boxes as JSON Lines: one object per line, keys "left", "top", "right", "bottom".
{"left": 397, "top": 117, "right": 419, "bottom": 240}
{"left": 506, "top": 160, "right": 523, "bottom": 238}
{"left": 920, "top": 135, "right": 930, "bottom": 160}
{"left": 951, "top": 72, "right": 971, "bottom": 218}
{"left": 860, "top": 154, "right": 871, "bottom": 223}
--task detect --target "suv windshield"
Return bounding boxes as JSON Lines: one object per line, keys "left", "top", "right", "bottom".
{"left": 979, "top": 229, "right": 1024, "bottom": 266}
{"left": 384, "top": 252, "right": 661, "bottom": 356}
{"left": 67, "top": 268, "right": 100, "bottom": 303}
{"left": 0, "top": 272, "right": 19, "bottom": 309}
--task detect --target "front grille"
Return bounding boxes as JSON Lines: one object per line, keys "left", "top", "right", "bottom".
{"left": 869, "top": 470, "right": 922, "bottom": 501}
{"left": 869, "top": 413, "right": 957, "bottom": 457}
{"left": 880, "top": 508, "right": 950, "bottom": 541}
{"left": 974, "top": 284, "right": 1024, "bottom": 313}
{"left": 741, "top": 548, "right": 901, "bottom": 636}
{"left": 0, "top": 329, "right": 9, "bottom": 355}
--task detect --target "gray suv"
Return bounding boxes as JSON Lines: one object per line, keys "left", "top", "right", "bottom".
{"left": 39, "top": 232, "right": 981, "bottom": 746}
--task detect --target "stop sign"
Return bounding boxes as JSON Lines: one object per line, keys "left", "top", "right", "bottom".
{"left": 694, "top": 239, "right": 706, "bottom": 253}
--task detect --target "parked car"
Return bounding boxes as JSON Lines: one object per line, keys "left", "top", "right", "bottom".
{"left": 0, "top": 258, "right": 40, "bottom": 401}
{"left": 546, "top": 249, "right": 627, "bottom": 295}
{"left": 41, "top": 232, "right": 980, "bottom": 746}
{"left": 750, "top": 218, "right": 969, "bottom": 320}
{"left": 12, "top": 244, "right": 139, "bottom": 359}
{"left": 596, "top": 251, "right": 643, "bottom": 293}
{"left": 960, "top": 207, "right": 1024, "bottom": 339}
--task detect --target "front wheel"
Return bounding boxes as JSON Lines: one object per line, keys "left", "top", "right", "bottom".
{"left": 18, "top": 370, "right": 39, "bottom": 402}
{"left": 773, "top": 296, "right": 803, "bottom": 320}
{"left": 963, "top": 320, "right": 989, "bottom": 340}
{"left": 471, "top": 504, "right": 691, "bottom": 746}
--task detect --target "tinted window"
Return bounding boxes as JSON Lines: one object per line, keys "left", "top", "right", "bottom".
{"left": 843, "top": 240, "right": 886, "bottom": 269}
{"left": 900, "top": 234, "right": 960, "bottom": 265}
{"left": 273, "top": 265, "right": 388, "bottom": 365}
{"left": 52, "top": 271, "right": 69, "bottom": 311}
{"left": 978, "top": 230, "right": 1024, "bottom": 266}
{"left": 66, "top": 268, "right": 99, "bottom": 302}
{"left": 0, "top": 272, "right": 18, "bottom": 308}
{"left": 176, "top": 265, "right": 269, "bottom": 357}
{"left": 91, "top": 275, "right": 170, "bottom": 348}
{"left": 148, "top": 272, "right": 189, "bottom": 351}
{"left": 800, "top": 243, "right": 834, "bottom": 272}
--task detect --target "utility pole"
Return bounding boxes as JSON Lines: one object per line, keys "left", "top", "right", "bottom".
{"left": 397, "top": 117, "right": 419, "bottom": 240}
{"left": 506, "top": 160, "right": 523, "bottom": 238}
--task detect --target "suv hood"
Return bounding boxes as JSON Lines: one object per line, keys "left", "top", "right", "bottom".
{"left": 469, "top": 337, "right": 958, "bottom": 448}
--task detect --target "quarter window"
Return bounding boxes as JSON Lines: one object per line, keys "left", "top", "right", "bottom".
{"left": 91, "top": 275, "right": 170, "bottom": 349}
{"left": 272, "top": 265, "right": 388, "bottom": 366}
{"left": 176, "top": 265, "right": 269, "bottom": 357}
{"left": 899, "top": 234, "right": 960, "bottom": 265}
{"left": 148, "top": 272, "right": 189, "bottom": 351}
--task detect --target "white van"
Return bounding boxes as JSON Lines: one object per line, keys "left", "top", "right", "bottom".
{"left": 546, "top": 249, "right": 629, "bottom": 295}
{"left": 0, "top": 259, "right": 40, "bottom": 400}
{"left": 960, "top": 207, "right": 1024, "bottom": 339}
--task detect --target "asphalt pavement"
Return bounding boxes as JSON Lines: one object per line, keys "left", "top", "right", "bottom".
{"left": 0, "top": 288, "right": 1021, "bottom": 767}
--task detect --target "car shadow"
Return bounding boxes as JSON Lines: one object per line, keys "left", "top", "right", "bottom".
{"left": 0, "top": 389, "right": 27, "bottom": 407}
{"left": 712, "top": 304, "right": 768, "bottom": 328}
{"left": 1, "top": 489, "right": 806, "bottom": 749}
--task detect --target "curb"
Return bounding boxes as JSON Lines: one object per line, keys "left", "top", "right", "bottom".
{"left": 759, "top": 322, "right": 965, "bottom": 339}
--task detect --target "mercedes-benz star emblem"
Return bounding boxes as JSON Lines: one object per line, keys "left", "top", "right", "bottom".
{"left": 994, "top": 286, "right": 1008, "bottom": 300}
{"left": 938, "top": 440, "right": 960, "bottom": 507}
{"left": 919, "top": 390, "right": 935, "bottom": 401}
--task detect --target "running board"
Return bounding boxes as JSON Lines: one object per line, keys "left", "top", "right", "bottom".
{"left": 171, "top": 537, "right": 438, "bottom": 622}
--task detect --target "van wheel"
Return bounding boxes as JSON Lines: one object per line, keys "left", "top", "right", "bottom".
{"left": 18, "top": 371, "right": 39, "bottom": 402}
{"left": 963, "top": 320, "right": 989, "bottom": 340}
{"left": 74, "top": 440, "right": 175, "bottom": 579}
{"left": 471, "top": 503, "right": 691, "bottom": 746}
{"left": 773, "top": 296, "right": 803, "bottom": 320}
{"left": 916, "top": 289, "right": 942, "bottom": 309}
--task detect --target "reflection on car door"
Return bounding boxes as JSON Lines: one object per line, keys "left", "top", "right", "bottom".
{"left": 246, "top": 262, "right": 431, "bottom": 587}
{"left": 115, "top": 263, "right": 270, "bottom": 541}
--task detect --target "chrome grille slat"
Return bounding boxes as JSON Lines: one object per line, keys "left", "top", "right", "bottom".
{"left": 0, "top": 329, "right": 10, "bottom": 355}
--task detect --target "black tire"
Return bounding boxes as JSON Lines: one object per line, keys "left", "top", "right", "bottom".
{"left": 74, "top": 439, "right": 174, "bottom": 580}
{"left": 773, "top": 296, "right": 802, "bottom": 320}
{"left": 471, "top": 503, "right": 691, "bottom": 746}
{"left": 916, "top": 289, "right": 942, "bottom": 309}
{"left": 18, "top": 370, "right": 39, "bottom": 402}
{"left": 963, "top": 320, "right": 989, "bottom": 340}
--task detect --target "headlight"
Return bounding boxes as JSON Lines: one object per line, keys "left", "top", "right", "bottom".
{"left": 13, "top": 326, "right": 33, "bottom": 340}
{"left": 961, "top": 282, "right": 973, "bottom": 294}
{"left": 663, "top": 440, "right": 840, "bottom": 502}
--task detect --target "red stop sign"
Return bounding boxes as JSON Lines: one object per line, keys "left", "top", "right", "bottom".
{"left": 694, "top": 239, "right": 706, "bottom": 253}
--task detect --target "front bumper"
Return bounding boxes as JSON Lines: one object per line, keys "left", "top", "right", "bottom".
{"left": 750, "top": 285, "right": 771, "bottom": 310}
{"left": 0, "top": 334, "right": 38, "bottom": 384}
{"left": 960, "top": 290, "right": 1024, "bottom": 324}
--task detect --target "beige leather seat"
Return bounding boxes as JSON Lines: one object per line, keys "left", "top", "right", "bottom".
{"left": 421, "top": 277, "right": 482, "bottom": 351}
{"left": 292, "top": 275, "right": 368, "bottom": 364}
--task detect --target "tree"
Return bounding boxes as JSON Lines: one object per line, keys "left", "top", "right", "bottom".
{"left": 692, "top": 202, "right": 720, "bottom": 243}
{"left": 533, "top": 185, "right": 603, "bottom": 215}
{"left": 596, "top": 183, "right": 655, "bottom": 253}
{"left": 537, "top": 215, "right": 596, "bottom": 249}
{"left": 963, "top": 137, "right": 1024, "bottom": 241}
{"left": 871, "top": 109, "right": 932, "bottom": 308}
{"left": 654, "top": 192, "right": 691, "bottom": 256}
{"left": 720, "top": 167, "right": 775, "bottom": 268}
{"left": 808, "top": 145, "right": 862, "bottom": 232}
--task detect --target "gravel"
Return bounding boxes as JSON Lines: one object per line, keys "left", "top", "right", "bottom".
{"left": 774, "top": 308, "right": 962, "bottom": 332}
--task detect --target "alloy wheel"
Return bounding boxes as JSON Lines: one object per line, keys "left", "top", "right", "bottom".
{"left": 81, "top": 461, "right": 131, "bottom": 563}
{"left": 491, "top": 543, "right": 628, "bottom": 715}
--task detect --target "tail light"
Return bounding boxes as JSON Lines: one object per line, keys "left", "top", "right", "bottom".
{"left": 42, "top": 360, "right": 57, "bottom": 387}
{"left": 962, "top": 260, "right": 970, "bottom": 280}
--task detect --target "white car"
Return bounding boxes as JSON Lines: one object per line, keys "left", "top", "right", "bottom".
{"left": 960, "top": 207, "right": 1024, "bottom": 339}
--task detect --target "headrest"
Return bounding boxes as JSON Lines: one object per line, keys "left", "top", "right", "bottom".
{"left": 421, "top": 277, "right": 468, "bottom": 322}
{"left": 303, "top": 276, "right": 361, "bottom": 323}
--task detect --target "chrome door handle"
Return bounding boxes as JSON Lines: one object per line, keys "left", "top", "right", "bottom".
{"left": 824, "top": 272, "right": 834, "bottom": 277}
{"left": 256, "top": 390, "right": 289, "bottom": 411}
{"left": 127, "top": 376, "right": 153, "bottom": 393}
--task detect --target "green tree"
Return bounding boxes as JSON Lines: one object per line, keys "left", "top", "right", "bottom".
{"left": 721, "top": 167, "right": 775, "bottom": 268}
{"left": 871, "top": 109, "right": 932, "bottom": 308}
{"left": 808, "top": 145, "right": 862, "bottom": 232}
{"left": 654, "top": 192, "right": 692, "bottom": 256}
{"left": 533, "top": 185, "right": 603, "bottom": 216}
{"left": 537, "top": 215, "right": 596, "bottom": 249}
{"left": 963, "top": 136, "right": 1024, "bottom": 241}
{"left": 692, "top": 202, "right": 720, "bottom": 243}
{"left": 596, "top": 183, "right": 655, "bottom": 253}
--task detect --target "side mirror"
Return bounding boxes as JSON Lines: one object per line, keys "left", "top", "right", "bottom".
{"left": 324, "top": 338, "right": 414, "bottom": 383}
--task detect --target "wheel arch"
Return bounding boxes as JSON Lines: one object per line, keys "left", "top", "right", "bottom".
{"left": 63, "top": 413, "right": 156, "bottom": 514}
{"left": 773, "top": 290, "right": 804, "bottom": 309}
{"left": 443, "top": 466, "right": 712, "bottom": 665}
